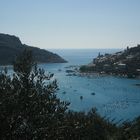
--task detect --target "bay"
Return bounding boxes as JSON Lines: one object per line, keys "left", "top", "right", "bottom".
{"left": 1, "top": 49, "right": 140, "bottom": 122}
{"left": 39, "top": 49, "right": 140, "bottom": 122}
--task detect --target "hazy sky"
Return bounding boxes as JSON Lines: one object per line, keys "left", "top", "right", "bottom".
{"left": 0, "top": 0, "right": 140, "bottom": 49}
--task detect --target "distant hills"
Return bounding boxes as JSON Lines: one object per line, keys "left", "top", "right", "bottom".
{"left": 0, "top": 33, "right": 67, "bottom": 65}
{"left": 80, "top": 45, "right": 140, "bottom": 78}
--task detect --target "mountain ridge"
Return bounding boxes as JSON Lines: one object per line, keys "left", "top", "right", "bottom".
{"left": 0, "top": 33, "right": 67, "bottom": 65}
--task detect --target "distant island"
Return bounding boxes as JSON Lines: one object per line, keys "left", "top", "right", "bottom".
{"left": 0, "top": 33, "right": 67, "bottom": 65}
{"left": 80, "top": 45, "right": 140, "bottom": 78}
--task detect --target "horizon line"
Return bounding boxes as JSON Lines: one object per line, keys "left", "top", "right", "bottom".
{"left": 46, "top": 48, "right": 124, "bottom": 50}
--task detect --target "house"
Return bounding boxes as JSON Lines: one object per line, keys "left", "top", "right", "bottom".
{"left": 117, "top": 63, "right": 126, "bottom": 70}
{"left": 136, "top": 69, "right": 140, "bottom": 74}
{"left": 103, "top": 64, "right": 111, "bottom": 71}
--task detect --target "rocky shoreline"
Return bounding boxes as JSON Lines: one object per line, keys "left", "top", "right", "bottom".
{"left": 66, "top": 68, "right": 140, "bottom": 79}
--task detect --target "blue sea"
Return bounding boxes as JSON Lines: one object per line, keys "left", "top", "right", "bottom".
{"left": 2, "top": 49, "right": 140, "bottom": 122}
{"left": 38, "top": 49, "right": 140, "bottom": 122}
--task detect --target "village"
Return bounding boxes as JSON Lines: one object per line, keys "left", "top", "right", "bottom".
{"left": 80, "top": 45, "right": 140, "bottom": 78}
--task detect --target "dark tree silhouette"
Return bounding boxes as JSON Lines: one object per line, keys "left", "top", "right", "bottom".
{"left": 0, "top": 49, "right": 69, "bottom": 139}
{"left": 0, "top": 49, "right": 140, "bottom": 140}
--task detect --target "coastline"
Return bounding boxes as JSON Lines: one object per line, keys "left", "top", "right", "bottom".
{"left": 65, "top": 65, "right": 140, "bottom": 79}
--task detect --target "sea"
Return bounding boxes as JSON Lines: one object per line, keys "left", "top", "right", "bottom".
{"left": 2, "top": 49, "right": 140, "bottom": 122}
{"left": 39, "top": 49, "right": 140, "bottom": 122}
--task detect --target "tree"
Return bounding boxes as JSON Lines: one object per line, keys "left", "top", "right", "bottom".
{"left": 0, "top": 49, "right": 69, "bottom": 139}
{"left": 1, "top": 49, "right": 139, "bottom": 140}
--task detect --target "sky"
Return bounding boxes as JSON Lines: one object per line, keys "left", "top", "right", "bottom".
{"left": 0, "top": 0, "right": 140, "bottom": 49}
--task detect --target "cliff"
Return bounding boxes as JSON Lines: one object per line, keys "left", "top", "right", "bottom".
{"left": 0, "top": 33, "right": 67, "bottom": 65}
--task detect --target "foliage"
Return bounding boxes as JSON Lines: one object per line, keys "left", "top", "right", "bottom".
{"left": 0, "top": 49, "right": 140, "bottom": 139}
{"left": 0, "top": 50, "right": 69, "bottom": 139}
{"left": 80, "top": 65, "right": 95, "bottom": 72}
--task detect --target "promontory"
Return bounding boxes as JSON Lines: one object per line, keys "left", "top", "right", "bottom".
{"left": 0, "top": 33, "right": 67, "bottom": 65}
{"left": 80, "top": 45, "right": 140, "bottom": 78}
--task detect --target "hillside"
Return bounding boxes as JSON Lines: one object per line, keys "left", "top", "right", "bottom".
{"left": 0, "top": 33, "right": 67, "bottom": 65}
{"left": 80, "top": 45, "right": 140, "bottom": 78}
